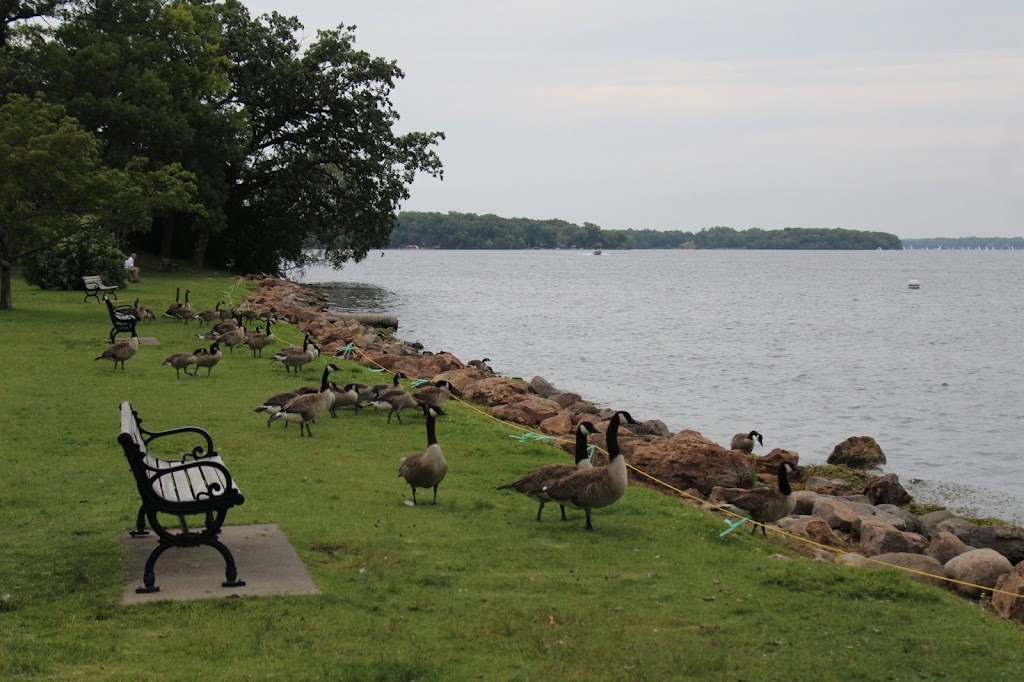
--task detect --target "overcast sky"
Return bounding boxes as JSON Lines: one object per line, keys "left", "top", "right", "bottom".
{"left": 245, "top": 1, "right": 1024, "bottom": 238}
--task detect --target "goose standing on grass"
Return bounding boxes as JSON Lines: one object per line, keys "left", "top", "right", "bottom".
{"left": 372, "top": 381, "right": 422, "bottom": 424}
{"left": 95, "top": 324, "right": 140, "bottom": 370}
{"left": 193, "top": 342, "right": 223, "bottom": 376}
{"left": 133, "top": 298, "right": 155, "bottom": 322}
{"left": 497, "top": 421, "right": 600, "bottom": 522}
{"left": 731, "top": 430, "right": 763, "bottom": 453}
{"left": 328, "top": 382, "right": 363, "bottom": 418}
{"left": 254, "top": 390, "right": 300, "bottom": 427}
{"left": 399, "top": 404, "right": 448, "bottom": 506}
{"left": 218, "top": 321, "right": 247, "bottom": 352}
{"left": 197, "top": 302, "right": 224, "bottom": 326}
{"left": 712, "top": 462, "right": 797, "bottom": 536}
{"left": 244, "top": 318, "right": 276, "bottom": 357}
{"left": 538, "top": 410, "right": 639, "bottom": 531}
{"left": 413, "top": 380, "right": 458, "bottom": 408}
{"left": 369, "top": 372, "right": 407, "bottom": 398}
{"left": 271, "top": 336, "right": 319, "bottom": 373}
{"left": 164, "top": 288, "right": 182, "bottom": 319}
{"left": 161, "top": 348, "right": 200, "bottom": 378}
{"left": 267, "top": 364, "right": 340, "bottom": 437}
{"left": 212, "top": 313, "right": 240, "bottom": 335}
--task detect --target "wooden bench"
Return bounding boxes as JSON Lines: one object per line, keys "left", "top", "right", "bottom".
{"left": 83, "top": 275, "right": 118, "bottom": 302}
{"left": 117, "top": 401, "right": 246, "bottom": 593}
{"left": 105, "top": 297, "right": 139, "bottom": 341}
{"left": 160, "top": 257, "right": 178, "bottom": 272}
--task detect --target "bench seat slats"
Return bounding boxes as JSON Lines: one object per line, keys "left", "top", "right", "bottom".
{"left": 141, "top": 453, "right": 238, "bottom": 503}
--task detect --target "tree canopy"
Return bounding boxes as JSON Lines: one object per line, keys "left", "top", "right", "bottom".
{"left": 0, "top": 94, "right": 196, "bottom": 308}
{"left": 2, "top": 0, "right": 444, "bottom": 282}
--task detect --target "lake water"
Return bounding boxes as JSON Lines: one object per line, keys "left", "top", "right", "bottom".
{"left": 301, "top": 249, "right": 1024, "bottom": 523}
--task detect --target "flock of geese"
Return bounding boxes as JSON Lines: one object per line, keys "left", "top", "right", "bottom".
{"left": 94, "top": 288, "right": 795, "bottom": 531}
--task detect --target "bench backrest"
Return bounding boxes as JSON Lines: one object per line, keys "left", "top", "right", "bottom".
{"left": 83, "top": 275, "right": 104, "bottom": 288}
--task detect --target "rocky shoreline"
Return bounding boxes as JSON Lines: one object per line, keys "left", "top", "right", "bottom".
{"left": 244, "top": 275, "right": 1024, "bottom": 623}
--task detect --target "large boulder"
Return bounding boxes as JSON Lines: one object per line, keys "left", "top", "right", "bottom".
{"left": 945, "top": 549, "right": 1014, "bottom": 598}
{"left": 528, "top": 376, "right": 559, "bottom": 397}
{"left": 827, "top": 436, "right": 886, "bottom": 468}
{"left": 919, "top": 509, "right": 957, "bottom": 538}
{"left": 539, "top": 410, "right": 574, "bottom": 437}
{"left": 783, "top": 517, "right": 846, "bottom": 547}
{"left": 992, "top": 562, "right": 1024, "bottom": 624}
{"left": 492, "top": 396, "right": 563, "bottom": 427}
{"left": 858, "top": 518, "right": 928, "bottom": 556}
{"left": 869, "top": 553, "right": 948, "bottom": 587}
{"left": 924, "top": 531, "right": 973, "bottom": 565}
{"left": 464, "top": 377, "right": 529, "bottom": 406}
{"left": 549, "top": 392, "right": 584, "bottom": 409}
{"left": 791, "top": 490, "right": 820, "bottom": 515}
{"left": 629, "top": 430, "right": 756, "bottom": 495}
{"left": 965, "top": 525, "right": 1024, "bottom": 565}
{"left": 862, "top": 473, "right": 911, "bottom": 505}
{"left": 756, "top": 449, "right": 799, "bottom": 474}
{"left": 811, "top": 498, "right": 860, "bottom": 532}
{"left": 432, "top": 368, "right": 488, "bottom": 395}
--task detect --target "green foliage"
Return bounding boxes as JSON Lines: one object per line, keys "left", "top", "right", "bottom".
{"left": 2, "top": 267, "right": 1024, "bottom": 679}
{"left": 392, "top": 212, "right": 904, "bottom": 250}
{"left": 796, "top": 464, "right": 874, "bottom": 490}
{"left": 21, "top": 230, "right": 128, "bottom": 290}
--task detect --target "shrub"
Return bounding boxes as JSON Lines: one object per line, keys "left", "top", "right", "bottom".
{"left": 22, "top": 231, "right": 130, "bottom": 290}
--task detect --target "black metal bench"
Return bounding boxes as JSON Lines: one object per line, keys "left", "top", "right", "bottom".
{"left": 117, "top": 401, "right": 246, "bottom": 594}
{"left": 160, "top": 257, "right": 178, "bottom": 272}
{"left": 105, "top": 297, "right": 139, "bottom": 341}
{"left": 83, "top": 275, "right": 118, "bottom": 302}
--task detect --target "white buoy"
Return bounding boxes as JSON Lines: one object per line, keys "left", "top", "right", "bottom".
{"left": 908, "top": 278, "right": 921, "bottom": 289}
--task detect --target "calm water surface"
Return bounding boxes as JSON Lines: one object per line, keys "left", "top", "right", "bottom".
{"left": 302, "top": 250, "right": 1024, "bottom": 522}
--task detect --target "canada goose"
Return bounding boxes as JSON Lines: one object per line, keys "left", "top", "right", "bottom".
{"left": 254, "top": 390, "right": 300, "bottom": 427}
{"left": 197, "top": 302, "right": 224, "bottom": 325}
{"left": 369, "top": 372, "right": 406, "bottom": 397}
{"left": 164, "top": 288, "right": 182, "bottom": 319}
{"left": 731, "top": 430, "right": 763, "bottom": 453}
{"left": 95, "top": 324, "right": 140, "bottom": 370}
{"left": 133, "top": 298, "right": 155, "bottom": 322}
{"left": 328, "top": 382, "right": 363, "bottom": 418}
{"left": 211, "top": 313, "right": 240, "bottom": 335}
{"left": 398, "top": 404, "right": 448, "bottom": 505}
{"left": 218, "top": 322, "right": 247, "bottom": 352}
{"left": 467, "top": 357, "right": 491, "bottom": 371}
{"left": 497, "top": 420, "right": 600, "bottom": 522}
{"left": 193, "top": 342, "right": 222, "bottom": 376}
{"left": 271, "top": 336, "right": 318, "bottom": 372}
{"left": 413, "top": 380, "right": 458, "bottom": 408}
{"left": 169, "top": 289, "right": 193, "bottom": 321}
{"left": 352, "top": 382, "right": 374, "bottom": 401}
{"left": 244, "top": 319, "right": 276, "bottom": 357}
{"left": 218, "top": 305, "right": 235, "bottom": 320}
{"left": 539, "top": 410, "right": 639, "bottom": 531}
{"left": 162, "top": 349, "right": 199, "bottom": 378}
{"left": 372, "top": 382, "right": 422, "bottom": 424}
{"left": 712, "top": 462, "right": 796, "bottom": 536}
{"left": 267, "top": 364, "right": 340, "bottom": 436}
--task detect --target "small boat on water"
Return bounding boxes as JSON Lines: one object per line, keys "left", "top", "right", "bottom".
{"left": 592, "top": 244, "right": 603, "bottom": 255}
{"left": 908, "top": 278, "right": 921, "bottom": 289}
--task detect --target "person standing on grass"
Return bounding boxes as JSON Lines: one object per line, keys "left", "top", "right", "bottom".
{"left": 124, "top": 252, "right": 141, "bottom": 283}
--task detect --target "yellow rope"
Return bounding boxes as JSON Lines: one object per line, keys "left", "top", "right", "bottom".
{"left": 312, "top": 340, "right": 1024, "bottom": 600}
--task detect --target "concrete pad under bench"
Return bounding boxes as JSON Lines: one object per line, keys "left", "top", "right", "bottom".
{"left": 121, "top": 523, "right": 319, "bottom": 604}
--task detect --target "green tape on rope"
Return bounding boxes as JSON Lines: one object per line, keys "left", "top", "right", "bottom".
{"left": 719, "top": 517, "right": 749, "bottom": 537}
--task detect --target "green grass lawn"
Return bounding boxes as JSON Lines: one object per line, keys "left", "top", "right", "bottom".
{"left": 1, "top": 262, "right": 1022, "bottom": 681}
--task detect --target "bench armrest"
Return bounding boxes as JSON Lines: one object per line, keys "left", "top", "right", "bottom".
{"left": 141, "top": 425, "right": 216, "bottom": 460}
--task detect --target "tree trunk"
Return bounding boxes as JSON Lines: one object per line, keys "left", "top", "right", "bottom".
{"left": 1, "top": 258, "right": 12, "bottom": 310}
{"left": 160, "top": 214, "right": 175, "bottom": 258}
{"left": 191, "top": 228, "right": 209, "bottom": 268}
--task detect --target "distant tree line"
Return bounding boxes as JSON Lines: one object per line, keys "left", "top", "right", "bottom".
{"left": 390, "top": 212, "right": 904, "bottom": 250}
{"left": 901, "top": 237, "right": 1023, "bottom": 250}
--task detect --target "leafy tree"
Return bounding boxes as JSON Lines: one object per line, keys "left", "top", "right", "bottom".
{"left": 21, "top": 229, "right": 129, "bottom": 290}
{"left": 0, "top": 94, "right": 196, "bottom": 308}
{"left": 214, "top": 2, "right": 445, "bottom": 273}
